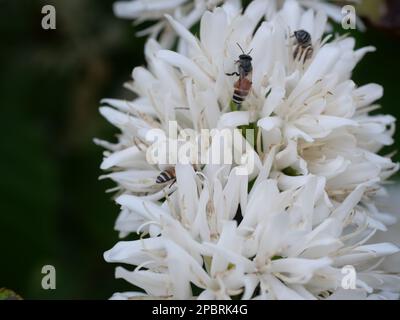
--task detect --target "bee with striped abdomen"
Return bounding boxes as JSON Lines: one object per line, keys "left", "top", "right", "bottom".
{"left": 226, "top": 43, "right": 253, "bottom": 109}
{"left": 156, "top": 167, "right": 176, "bottom": 187}
{"left": 292, "top": 29, "right": 313, "bottom": 63}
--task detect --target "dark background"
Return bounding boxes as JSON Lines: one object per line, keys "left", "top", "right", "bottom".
{"left": 0, "top": 0, "right": 399, "bottom": 299}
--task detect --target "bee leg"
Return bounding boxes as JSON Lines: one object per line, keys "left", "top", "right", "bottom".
{"left": 302, "top": 48, "right": 307, "bottom": 64}
{"left": 225, "top": 72, "right": 240, "bottom": 77}
{"left": 168, "top": 179, "right": 177, "bottom": 189}
{"left": 304, "top": 46, "right": 313, "bottom": 63}
{"left": 293, "top": 45, "right": 300, "bottom": 61}
{"left": 303, "top": 46, "right": 313, "bottom": 64}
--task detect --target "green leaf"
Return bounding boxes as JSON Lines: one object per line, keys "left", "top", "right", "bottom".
{"left": 248, "top": 178, "right": 256, "bottom": 192}
{"left": 230, "top": 100, "right": 239, "bottom": 112}
{"left": 282, "top": 167, "right": 301, "bottom": 176}
{"left": 0, "top": 288, "right": 22, "bottom": 300}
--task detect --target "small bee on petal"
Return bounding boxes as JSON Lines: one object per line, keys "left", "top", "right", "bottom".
{"left": 156, "top": 167, "right": 176, "bottom": 187}
{"left": 226, "top": 43, "right": 253, "bottom": 109}
{"left": 292, "top": 29, "right": 313, "bottom": 64}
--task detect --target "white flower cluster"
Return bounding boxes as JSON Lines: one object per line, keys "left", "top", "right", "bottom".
{"left": 98, "top": 0, "right": 400, "bottom": 299}
{"left": 113, "top": 0, "right": 360, "bottom": 47}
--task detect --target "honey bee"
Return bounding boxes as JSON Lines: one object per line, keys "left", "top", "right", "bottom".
{"left": 156, "top": 167, "right": 176, "bottom": 187}
{"left": 292, "top": 29, "right": 313, "bottom": 63}
{"left": 226, "top": 43, "right": 253, "bottom": 109}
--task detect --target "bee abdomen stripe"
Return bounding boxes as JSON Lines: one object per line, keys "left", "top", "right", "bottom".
{"left": 233, "top": 94, "right": 245, "bottom": 102}
{"left": 156, "top": 171, "right": 174, "bottom": 183}
{"left": 234, "top": 88, "right": 250, "bottom": 94}
{"left": 234, "top": 89, "right": 248, "bottom": 95}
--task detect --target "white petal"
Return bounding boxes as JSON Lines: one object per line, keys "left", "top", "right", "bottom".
{"left": 115, "top": 267, "right": 171, "bottom": 297}
{"left": 157, "top": 50, "right": 210, "bottom": 88}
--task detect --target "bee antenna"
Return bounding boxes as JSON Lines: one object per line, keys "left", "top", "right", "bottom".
{"left": 236, "top": 42, "right": 245, "bottom": 54}
{"left": 247, "top": 48, "right": 253, "bottom": 55}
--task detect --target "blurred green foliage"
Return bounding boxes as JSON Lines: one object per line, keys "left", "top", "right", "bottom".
{"left": 0, "top": 0, "right": 145, "bottom": 299}
{"left": 0, "top": 0, "right": 399, "bottom": 299}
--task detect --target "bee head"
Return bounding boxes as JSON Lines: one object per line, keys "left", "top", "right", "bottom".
{"left": 239, "top": 54, "right": 252, "bottom": 61}
{"left": 294, "top": 30, "right": 311, "bottom": 44}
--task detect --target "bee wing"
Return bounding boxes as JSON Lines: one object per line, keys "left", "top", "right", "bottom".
{"left": 247, "top": 70, "right": 253, "bottom": 82}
